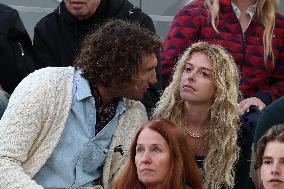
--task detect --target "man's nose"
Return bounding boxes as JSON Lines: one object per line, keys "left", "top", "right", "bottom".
{"left": 148, "top": 70, "right": 157, "bottom": 84}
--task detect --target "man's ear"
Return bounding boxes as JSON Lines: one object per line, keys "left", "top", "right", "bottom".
{"left": 110, "top": 79, "right": 127, "bottom": 89}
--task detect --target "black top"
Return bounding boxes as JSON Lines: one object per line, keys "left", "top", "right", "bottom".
{"left": 195, "top": 123, "right": 256, "bottom": 189}
{"left": 0, "top": 3, "right": 34, "bottom": 93}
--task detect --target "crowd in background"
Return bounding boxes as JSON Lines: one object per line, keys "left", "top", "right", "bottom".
{"left": 0, "top": 0, "right": 284, "bottom": 189}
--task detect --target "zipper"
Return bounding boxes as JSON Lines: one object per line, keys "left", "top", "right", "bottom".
{"left": 242, "top": 32, "right": 247, "bottom": 64}
{"left": 18, "top": 42, "right": 24, "bottom": 56}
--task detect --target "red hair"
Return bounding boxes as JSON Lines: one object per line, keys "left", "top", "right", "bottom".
{"left": 109, "top": 118, "right": 203, "bottom": 189}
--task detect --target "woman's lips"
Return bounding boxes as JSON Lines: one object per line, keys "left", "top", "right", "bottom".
{"left": 140, "top": 168, "right": 154, "bottom": 174}
{"left": 269, "top": 178, "right": 284, "bottom": 186}
{"left": 183, "top": 84, "right": 196, "bottom": 91}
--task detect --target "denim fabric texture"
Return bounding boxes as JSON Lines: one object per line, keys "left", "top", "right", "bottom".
{"left": 0, "top": 90, "right": 9, "bottom": 119}
{"left": 34, "top": 70, "right": 125, "bottom": 188}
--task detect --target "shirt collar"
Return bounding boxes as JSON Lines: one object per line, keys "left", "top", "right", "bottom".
{"left": 74, "top": 70, "right": 93, "bottom": 101}
{"left": 74, "top": 70, "right": 126, "bottom": 114}
{"left": 231, "top": 2, "right": 256, "bottom": 20}
{"left": 116, "top": 98, "right": 126, "bottom": 115}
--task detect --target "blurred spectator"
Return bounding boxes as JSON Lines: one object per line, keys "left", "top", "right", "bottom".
{"left": 0, "top": 3, "right": 34, "bottom": 117}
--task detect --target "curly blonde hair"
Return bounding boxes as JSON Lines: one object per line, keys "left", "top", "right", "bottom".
{"left": 154, "top": 42, "right": 240, "bottom": 189}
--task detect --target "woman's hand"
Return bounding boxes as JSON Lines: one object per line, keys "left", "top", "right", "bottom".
{"left": 239, "top": 97, "right": 266, "bottom": 115}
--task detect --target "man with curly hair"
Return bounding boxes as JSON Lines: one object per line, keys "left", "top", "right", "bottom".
{"left": 0, "top": 20, "right": 161, "bottom": 189}
{"left": 33, "top": 0, "right": 161, "bottom": 115}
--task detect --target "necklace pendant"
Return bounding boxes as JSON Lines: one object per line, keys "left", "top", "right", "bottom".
{"left": 185, "top": 127, "right": 207, "bottom": 138}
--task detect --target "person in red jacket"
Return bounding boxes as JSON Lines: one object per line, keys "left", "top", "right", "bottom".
{"left": 161, "top": 0, "right": 284, "bottom": 115}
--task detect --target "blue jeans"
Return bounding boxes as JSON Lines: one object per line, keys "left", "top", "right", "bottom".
{"left": 0, "top": 90, "right": 9, "bottom": 119}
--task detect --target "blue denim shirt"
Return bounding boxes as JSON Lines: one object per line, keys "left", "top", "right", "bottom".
{"left": 34, "top": 70, "right": 126, "bottom": 188}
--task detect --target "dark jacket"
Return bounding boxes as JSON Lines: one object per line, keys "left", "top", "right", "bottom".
{"left": 161, "top": 0, "right": 284, "bottom": 105}
{"left": 33, "top": 0, "right": 161, "bottom": 115}
{"left": 254, "top": 96, "right": 284, "bottom": 151}
{"left": 0, "top": 3, "right": 34, "bottom": 94}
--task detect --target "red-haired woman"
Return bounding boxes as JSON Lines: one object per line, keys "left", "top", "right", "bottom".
{"left": 109, "top": 118, "right": 203, "bottom": 189}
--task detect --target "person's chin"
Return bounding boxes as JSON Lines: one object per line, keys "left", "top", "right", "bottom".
{"left": 140, "top": 178, "right": 160, "bottom": 189}
{"left": 128, "top": 93, "right": 144, "bottom": 101}
{"left": 265, "top": 181, "right": 284, "bottom": 189}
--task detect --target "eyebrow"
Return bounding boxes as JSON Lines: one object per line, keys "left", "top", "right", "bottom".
{"left": 152, "top": 144, "right": 162, "bottom": 147}
{"left": 185, "top": 62, "right": 213, "bottom": 72}
{"left": 136, "top": 143, "right": 163, "bottom": 146}
{"left": 262, "top": 156, "right": 284, "bottom": 160}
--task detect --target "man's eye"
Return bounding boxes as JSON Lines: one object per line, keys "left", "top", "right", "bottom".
{"left": 147, "top": 67, "right": 154, "bottom": 72}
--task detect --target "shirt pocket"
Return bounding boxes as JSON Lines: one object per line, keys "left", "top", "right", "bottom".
{"left": 82, "top": 144, "right": 109, "bottom": 174}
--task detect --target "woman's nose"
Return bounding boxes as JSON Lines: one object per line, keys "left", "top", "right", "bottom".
{"left": 188, "top": 71, "right": 196, "bottom": 81}
{"left": 140, "top": 151, "right": 152, "bottom": 164}
{"left": 271, "top": 163, "right": 280, "bottom": 175}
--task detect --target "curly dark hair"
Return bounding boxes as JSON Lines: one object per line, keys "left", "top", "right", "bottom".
{"left": 74, "top": 19, "right": 161, "bottom": 88}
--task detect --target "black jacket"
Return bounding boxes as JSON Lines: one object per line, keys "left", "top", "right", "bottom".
{"left": 33, "top": 0, "right": 161, "bottom": 115}
{"left": 0, "top": 3, "right": 34, "bottom": 94}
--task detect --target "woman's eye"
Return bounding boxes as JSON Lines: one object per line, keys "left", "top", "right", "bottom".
{"left": 184, "top": 66, "right": 192, "bottom": 72}
{"left": 263, "top": 160, "right": 272, "bottom": 165}
{"left": 153, "top": 147, "right": 161, "bottom": 152}
{"left": 136, "top": 147, "right": 144, "bottom": 153}
{"left": 201, "top": 71, "right": 210, "bottom": 78}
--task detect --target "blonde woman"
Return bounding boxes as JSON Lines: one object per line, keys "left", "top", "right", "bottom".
{"left": 154, "top": 42, "right": 241, "bottom": 189}
{"left": 161, "top": 0, "right": 284, "bottom": 114}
